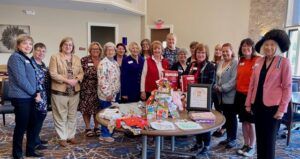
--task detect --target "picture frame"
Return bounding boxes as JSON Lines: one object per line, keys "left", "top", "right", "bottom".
{"left": 187, "top": 84, "right": 212, "bottom": 111}
{"left": 0, "top": 24, "right": 30, "bottom": 53}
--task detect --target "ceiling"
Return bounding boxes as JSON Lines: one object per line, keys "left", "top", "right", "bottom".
{"left": 0, "top": 0, "right": 144, "bottom": 16}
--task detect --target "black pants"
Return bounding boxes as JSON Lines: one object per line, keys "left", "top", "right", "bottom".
{"left": 214, "top": 93, "right": 226, "bottom": 129}
{"left": 212, "top": 92, "right": 221, "bottom": 112}
{"left": 253, "top": 103, "right": 280, "bottom": 159}
{"left": 12, "top": 98, "right": 36, "bottom": 158}
{"left": 196, "top": 132, "right": 211, "bottom": 146}
{"left": 33, "top": 108, "right": 47, "bottom": 146}
{"left": 223, "top": 104, "right": 237, "bottom": 140}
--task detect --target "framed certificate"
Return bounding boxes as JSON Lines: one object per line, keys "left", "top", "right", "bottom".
{"left": 187, "top": 84, "right": 212, "bottom": 111}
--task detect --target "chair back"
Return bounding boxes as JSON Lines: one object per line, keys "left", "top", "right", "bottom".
{"left": 283, "top": 99, "right": 300, "bottom": 146}
{"left": 1, "top": 78, "right": 11, "bottom": 105}
{"left": 292, "top": 81, "right": 299, "bottom": 92}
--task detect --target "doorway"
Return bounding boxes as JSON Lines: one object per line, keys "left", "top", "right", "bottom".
{"left": 87, "top": 23, "right": 118, "bottom": 48}
{"left": 146, "top": 25, "right": 173, "bottom": 47}
{"left": 151, "top": 28, "right": 170, "bottom": 42}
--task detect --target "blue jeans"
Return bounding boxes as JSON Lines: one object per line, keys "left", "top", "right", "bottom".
{"left": 99, "top": 99, "right": 112, "bottom": 137}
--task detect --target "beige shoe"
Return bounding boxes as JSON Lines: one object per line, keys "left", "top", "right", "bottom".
{"left": 58, "top": 140, "right": 68, "bottom": 147}
{"left": 99, "top": 136, "right": 114, "bottom": 143}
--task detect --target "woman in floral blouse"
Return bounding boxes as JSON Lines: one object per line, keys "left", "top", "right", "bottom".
{"left": 97, "top": 42, "right": 120, "bottom": 142}
{"left": 79, "top": 42, "right": 102, "bottom": 137}
{"left": 31, "top": 42, "right": 50, "bottom": 150}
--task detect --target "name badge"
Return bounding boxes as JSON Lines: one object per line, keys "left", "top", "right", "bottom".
{"left": 239, "top": 62, "right": 245, "bottom": 66}
{"left": 88, "top": 63, "right": 94, "bottom": 66}
{"left": 25, "top": 60, "right": 30, "bottom": 63}
{"left": 192, "top": 67, "right": 197, "bottom": 70}
{"left": 128, "top": 61, "right": 133, "bottom": 64}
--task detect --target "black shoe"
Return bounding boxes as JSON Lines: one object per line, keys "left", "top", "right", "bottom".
{"left": 225, "top": 140, "right": 237, "bottom": 149}
{"left": 190, "top": 144, "right": 203, "bottom": 152}
{"left": 35, "top": 144, "right": 48, "bottom": 150}
{"left": 40, "top": 140, "right": 48, "bottom": 145}
{"left": 13, "top": 155, "right": 24, "bottom": 159}
{"left": 213, "top": 130, "right": 226, "bottom": 137}
{"left": 198, "top": 146, "right": 209, "bottom": 155}
{"left": 280, "top": 133, "right": 287, "bottom": 139}
{"left": 26, "top": 152, "right": 44, "bottom": 157}
{"left": 218, "top": 139, "right": 230, "bottom": 145}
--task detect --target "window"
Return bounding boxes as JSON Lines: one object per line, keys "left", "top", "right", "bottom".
{"left": 286, "top": 0, "right": 300, "bottom": 76}
{"left": 286, "top": 0, "right": 300, "bottom": 26}
{"left": 286, "top": 28, "right": 300, "bottom": 76}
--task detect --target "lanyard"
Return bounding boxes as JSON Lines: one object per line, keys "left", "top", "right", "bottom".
{"left": 200, "top": 62, "right": 208, "bottom": 73}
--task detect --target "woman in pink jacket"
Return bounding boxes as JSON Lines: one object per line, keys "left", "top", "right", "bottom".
{"left": 245, "top": 29, "right": 292, "bottom": 159}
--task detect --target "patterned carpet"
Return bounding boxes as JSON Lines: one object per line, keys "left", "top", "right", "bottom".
{"left": 0, "top": 112, "right": 299, "bottom": 159}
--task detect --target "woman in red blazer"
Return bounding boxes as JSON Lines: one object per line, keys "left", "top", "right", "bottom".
{"left": 245, "top": 29, "right": 292, "bottom": 159}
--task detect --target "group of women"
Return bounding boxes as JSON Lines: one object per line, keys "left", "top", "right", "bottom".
{"left": 8, "top": 29, "right": 291, "bottom": 159}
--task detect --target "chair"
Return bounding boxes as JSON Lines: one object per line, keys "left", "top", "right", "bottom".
{"left": 0, "top": 78, "right": 14, "bottom": 126}
{"left": 292, "top": 80, "right": 299, "bottom": 92}
{"left": 282, "top": 101, "right": 300, "bottom": 146}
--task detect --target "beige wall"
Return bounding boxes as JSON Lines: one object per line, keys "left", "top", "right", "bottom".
{"left": 147, "top": 0, "right": 251, "bottom": 58}
{"left": 0, "top": 4, "right": 142, "bottom": 64}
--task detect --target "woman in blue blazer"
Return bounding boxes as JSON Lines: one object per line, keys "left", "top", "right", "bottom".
{"left": 121, "top": 42, "right": 144, "bottom": 102}
{"left": 8, "top": 35, "right": 42, "bottom": 158}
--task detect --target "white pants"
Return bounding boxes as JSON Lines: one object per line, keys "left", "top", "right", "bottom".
{"left": 51, "top": 93, "right": 79, "bottom": 140}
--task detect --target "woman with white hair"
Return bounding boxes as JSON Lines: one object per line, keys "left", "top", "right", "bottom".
{"left": 245, "top": 29, "right": 292, "bottom": 159}
{"left": 121, "top": 42, "right": 144, "bottom": 103}
{"left": 97, "top": 42, "right": 120, "bottom": 142}
{"left": 163, "top": 33, "right": 180, "bottom": 67}
{"left": 170, "top": 48, "right": 188, "bottom": 89}
{"left": 171, "top": 48, "right": 188, "bottom": 74}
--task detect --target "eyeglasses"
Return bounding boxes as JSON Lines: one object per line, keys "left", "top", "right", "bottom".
{"left": 63, "top": 43, "right": 73, "bottom": 47}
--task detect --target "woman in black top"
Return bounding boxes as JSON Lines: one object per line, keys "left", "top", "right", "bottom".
{"left": 170, "top": 48, "right": 188, "bottom": 89}
{"left": 188, "top": 44, "right": 215, "bottom": 155}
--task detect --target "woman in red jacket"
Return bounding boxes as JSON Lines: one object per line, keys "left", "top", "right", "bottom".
{"left": 141, "top": 41, "right": 169, "bottom": 100}
{"left": 235, "top": 38, "right": 260, "bottom": 157}
{"left": 245, "top": 29, "right": 292, "bottom": 159}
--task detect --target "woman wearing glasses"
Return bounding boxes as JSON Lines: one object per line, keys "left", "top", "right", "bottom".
{"left": 49, "top": 37, "right": 84, "bottom": 147}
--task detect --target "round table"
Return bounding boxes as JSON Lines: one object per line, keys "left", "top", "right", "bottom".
{"left": 96, "top": 105, "right": 225, "bottom": 159}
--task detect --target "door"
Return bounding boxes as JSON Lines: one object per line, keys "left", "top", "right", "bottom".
{"left": 88, "top": 23, "right": 118, "bottom": 47}
{"left": 146, "top": 25, "right": 173, "bottom": 48}
{"left": 151, "top": 28, "right": 170, "bottom": 42}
